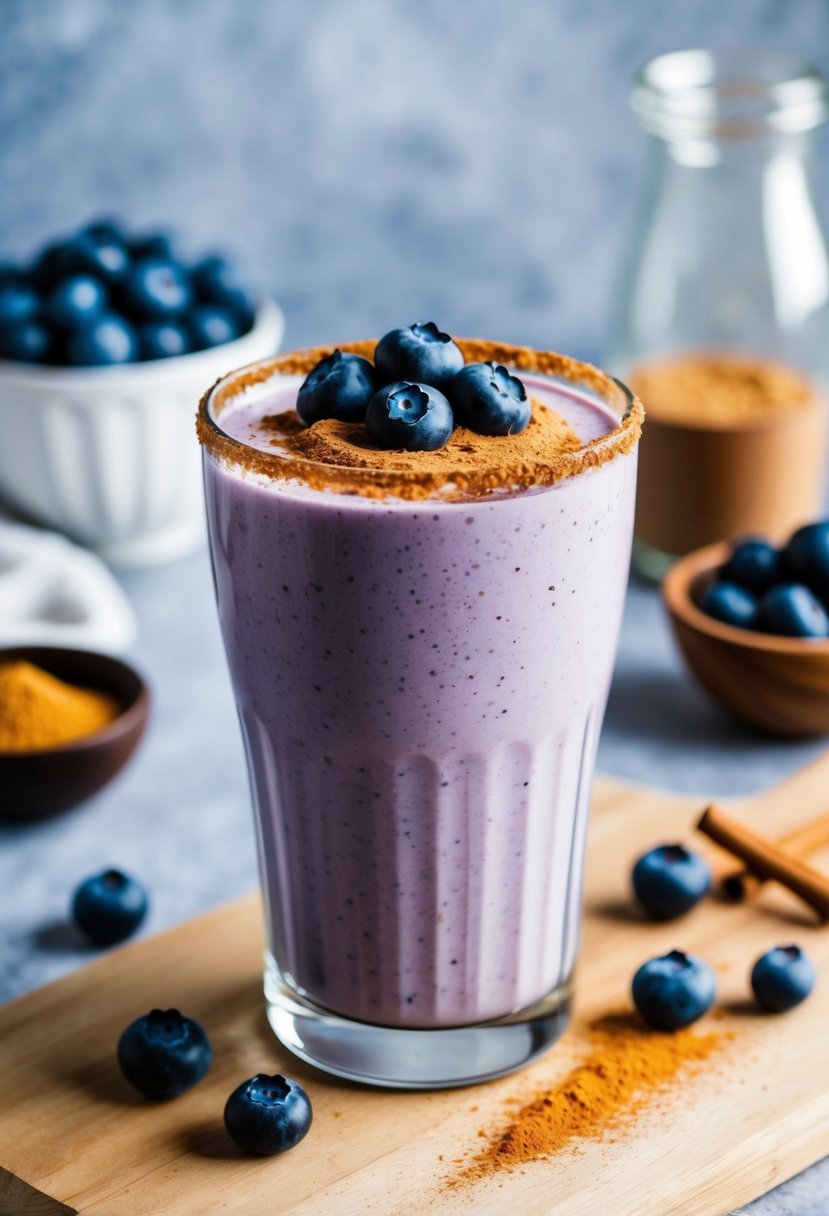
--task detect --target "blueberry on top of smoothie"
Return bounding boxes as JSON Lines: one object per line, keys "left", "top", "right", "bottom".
{"left": 297, "top": 349, "right": 377, "bottom": 425}
{"left": 366, "top": 381, "right": 454, "bottom": 451}
{"left": 450, "top": 361, "right": 531, "bottom": 436}
{"left": 374, "top": 322, "right": 464, "bottom": 392}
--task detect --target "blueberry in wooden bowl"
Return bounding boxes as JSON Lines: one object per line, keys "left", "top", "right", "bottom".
{"left": 0, "top": 645, "right": 149, "bottom": 821}
{"left": 662, "top": 538, "right": 829, "bottom": 737}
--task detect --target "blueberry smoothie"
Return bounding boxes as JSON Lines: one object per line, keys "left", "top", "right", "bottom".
{"left": 199, "top": 336, "right": 642, "bottom": 1083}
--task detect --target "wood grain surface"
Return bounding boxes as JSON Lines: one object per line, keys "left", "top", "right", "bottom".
{"left": 2, "top": 758, "right": 829, "bottom": 1216}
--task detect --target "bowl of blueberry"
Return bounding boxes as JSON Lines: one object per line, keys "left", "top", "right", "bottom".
{"left": 663, "top": 522, "right": 829, "bottom": 736}
{"left": 0, "top": 218, "right": 284, "bottom": 566}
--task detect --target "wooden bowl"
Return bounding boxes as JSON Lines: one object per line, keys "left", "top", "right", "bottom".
{"left": 663, "top": 542, "right": 829, "bottom": 737}
{"left": 0, "top": 646, "right": 149, "bottom": 822}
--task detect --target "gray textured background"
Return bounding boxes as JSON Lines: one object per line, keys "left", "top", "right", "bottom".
{"left": 2, "top": 2, "right": 829, "bottom": 1212}
{"left": 2, "top": 0, "right": 829, "bottom": 359}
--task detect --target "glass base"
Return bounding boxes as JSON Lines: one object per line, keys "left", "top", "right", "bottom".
{"left": 264, "top": 957, "right": 572, "bottom": 1090}
{"left": 631, "top": 536, "right": 679, "bottom": 583}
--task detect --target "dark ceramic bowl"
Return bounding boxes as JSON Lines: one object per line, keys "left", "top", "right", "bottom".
{"left": 663, "top": 542, "right": 829, "bottom": 737}
{"left": 0, "top": 646, "right": 149, "bottom": 822}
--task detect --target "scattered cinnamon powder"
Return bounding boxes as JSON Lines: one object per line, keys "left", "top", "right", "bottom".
{"left": 628, "top": 353, "right": 818, "bottom": 429}
{"left": 450, "top": 1012, "right": 726, "bottom": 1187}
{"left": 197, "top": 338, "right": 644, "bottom": 502}
{"left": 0, "top": 660, "right": 120, "bottom": 752}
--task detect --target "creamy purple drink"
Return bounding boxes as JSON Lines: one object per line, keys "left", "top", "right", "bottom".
{"left": 199, "top": 336, "right": 643, "bottom": 1087}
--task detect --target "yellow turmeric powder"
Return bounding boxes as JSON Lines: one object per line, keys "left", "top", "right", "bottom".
{"left": 0, "top": 660, "right": 120, "bottom": 752}
{"left": 452, "top": 1012, "right": 726, "bottom": 1185}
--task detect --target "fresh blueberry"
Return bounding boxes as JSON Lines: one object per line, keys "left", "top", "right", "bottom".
{"left": 120, "top": 258, "right": 193, "bottom": 319}
{"left": 720, "top": 538, "right": 781, "bottom": 594}
{"left": 139, "top": 319, "right": 192, "bottom": 361}
{"left": 63, "top": 231, "right": 131, "bottom": 285}
{"left": 758, "top": 583, "right": 829, "bottom": 638}
{"left": 366, "top": 381, "right": 454, "bottom": 451}
{"left": 297, "top": 349, "right": 377, "bottom": 425}
{"left": 751, "top": 945, "right": 817, "bottom": 1012}
{"left": 46, "top": 275, "right": 108, "bottom": 329}
{"left": 632, "top": 949, "right": 717, "bottom": 1030}
{"left": 699, "top": 581, "right": 759, "bottom": 629}
{"left": 191, "top": 255, "right": 257, "bottom": 329}
{"left": 0, "top": 279, "right": 39, "bottom": 328}
{"left": 632, "top": 844, "right": 712, "bottom": 920}
{"left": 81, "top": 217, "right": 127, "bottom": 247}
{"left": 450, "top": 361, "right": 531, "bottom": 436}
{"left": 30, "top": 240, "right": 76, "bottom": 289}
{"left": 784, "top": 521, "right": 829, "bottom": 602}
{"left": 130, "top": 231, "right": 181, "bottom": 263}
{"left": 224, "top": 1073, "right": 313, "bottom": 1155}
{"left": 188, "top": 304, "right": 241, "bottom": 351}
{"left": 0, "top": 320, "right": 52, "bottom": 363}
{"left": 65, "top": 314, "right": 139, "bottom": 366}
{"left": 374, "top": 322, "right": 464, "bottom": 392}
{"left": 72, "top": 868, "right": 148, "bottom": 944}
{"left": 118, "top": 1008, "right": 212, "bottom": 1099}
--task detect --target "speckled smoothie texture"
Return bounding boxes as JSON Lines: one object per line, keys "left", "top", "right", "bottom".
{"left": 203, "top": 367, "right": 639, "bottom": 1028}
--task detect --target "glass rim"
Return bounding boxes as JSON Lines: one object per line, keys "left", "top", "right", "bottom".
{"left": 197, "top": 340, "right": 644, "bottom": 503}
{"left": 632, "top": 47, "right": 828, "bottom": 139}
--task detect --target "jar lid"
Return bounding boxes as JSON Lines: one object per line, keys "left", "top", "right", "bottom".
{"left": 633, "top": 49, "right": 827, "bottom": 139}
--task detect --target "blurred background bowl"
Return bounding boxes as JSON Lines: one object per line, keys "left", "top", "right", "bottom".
{"left": 663, "top": 541, "right": 829, "bottom": 737}
{"left": 0, "top": 645, "right": 149, "bottom": 822}
{"left": 0, "top": 298, "right": 284, "bottom": 568}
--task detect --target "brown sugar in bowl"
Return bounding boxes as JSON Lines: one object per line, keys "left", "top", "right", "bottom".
{"left": 663, "top": 542, "right": 829, "bottom": 737}
{"left": 0, "top": 646, "right": 149, "bottom": 821}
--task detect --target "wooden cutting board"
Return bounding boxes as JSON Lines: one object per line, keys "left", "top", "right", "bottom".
{"left": 3, "top": 758, "right": 829, "bottom": 1216}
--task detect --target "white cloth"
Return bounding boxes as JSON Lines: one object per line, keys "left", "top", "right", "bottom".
{"left": 0, "top": 520, "right": 137, "bottom": 652}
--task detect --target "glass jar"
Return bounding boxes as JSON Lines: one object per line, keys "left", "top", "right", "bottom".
{"left": 609, "top": 49, "right": 829, "bottom": 577}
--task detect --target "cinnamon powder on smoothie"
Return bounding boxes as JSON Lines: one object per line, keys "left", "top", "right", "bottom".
{"left": 197, "top": 338, "right": 644, "bottom": 502}
{"left": 629, "top": 353, "right": 817, "bottom": 428}
{"left": 253, "top": 397, "right": 582, "bottom": 501}
{"left": 450, "top": 1012, "right": 725, "bottom": 1187}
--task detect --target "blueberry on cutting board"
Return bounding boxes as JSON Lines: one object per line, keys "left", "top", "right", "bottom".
{"left": 751, "top": 945, "right": 816, "bottom": 1012}
{"left": 118, "top": 1009, "right": 212, "bottom": 1099}
{"left": 632, "top": 844, "right": 711, "bottom": 919}
{"left": 632, "top": 949, "right": 716, "bottom": 1029}
{"left": 224, "top": 1073, "right": 313, "bottom": 1155}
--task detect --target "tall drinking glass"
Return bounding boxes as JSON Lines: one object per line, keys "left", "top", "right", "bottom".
{"left": 198, "top": 339, "right": 642, "bottom": 1088}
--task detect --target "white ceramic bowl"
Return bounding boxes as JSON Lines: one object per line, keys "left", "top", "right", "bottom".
{"left": 0, "top": 300, "right": 285, "bottom": 567}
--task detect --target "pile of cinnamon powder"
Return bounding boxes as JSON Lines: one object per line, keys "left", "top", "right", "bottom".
{"left": 253, "top": 398, "right": 582, "bottom": 501}
{"left": 450, "top": 1012, "right": 726, "bottom": 1187}
{"left": 629, "top": 353, "right": 818, "bottom": 428}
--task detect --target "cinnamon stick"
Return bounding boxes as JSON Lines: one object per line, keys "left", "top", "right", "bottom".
{"left": 697, "top": 804, "right": 829, "bottom": 920}
{"left": 718, "top": 811, "right": 829, "bottom": 901}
